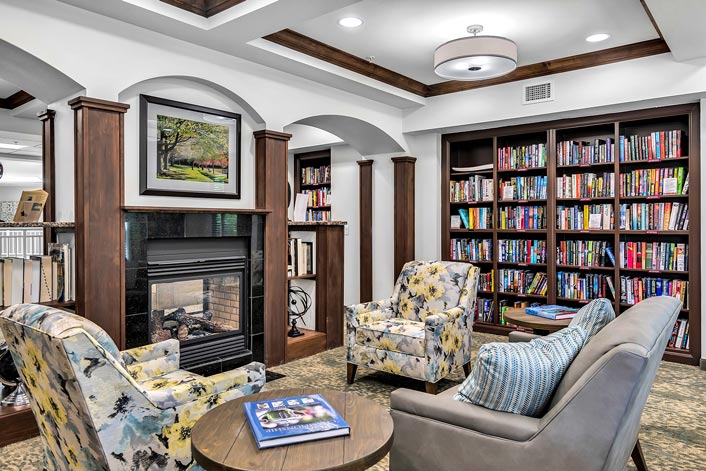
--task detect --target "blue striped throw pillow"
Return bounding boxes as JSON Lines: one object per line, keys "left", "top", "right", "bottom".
{"left": 454, "top": 326, "right": 588, "bottom": 417}
{"left": 569, "top": 298, "right": 615, "bottom": 343}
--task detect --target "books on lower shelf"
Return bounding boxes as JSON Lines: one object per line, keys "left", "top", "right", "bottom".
{"left": 498, "top": 269, "right": 547, "bottom": 295}
{"left": 498, "top": 239, "right": 547, "bottom": 264}
{"left": 306, "top": 209, "right": 330, "bottom": 222}
{"left": 497, "top": 143, "right": 547, "bottom": 170}
{"left": 557, "top": 240, "right": 612, "bottom": 267}
{"left": 457, "top": 208, "right": 493, "bottom": 229}
{"left": 498, "top": 176, "right": 547, "bottom": 200}
{"left": 478, "top": 271, "right": 494, "bottom": 292}
{"left": 498, "top": 205, "right": 546, "bottom": 230}
{"left": 620, "top": 277, "right": 688, "bottom": 308}
{"left": 450, "top": 175, "right": 493, "bottom": 202}
{"left": 618, "top": 241, "right": 687, "bottom": 271}
{"left": 525, "top": 305, "right": 580, "bottom": 320}
{"left": 619, "top": 202, "right": 688, "bottom": 231}
{"left": 557, "top": 138, "right": 614, "bottom": 166}
{"left": 668, "top": 318, "right": 690, "bottom": 350}
{"left": 450, "top": 238, "right": 492, "bottom": 262}
{"left": 287, "top": 238, "right": 314, "bottom": 277}
{"left": 556, "top": 172, "right": 615, "bottom": 198}
{"left": 619, "top": 130, "right": 683, "bottom": 162}
{"left": 557, "top": 272, "right": 613, "bottom": 301}
{"left": 244, "top": 393, "right": 350, "bottom": 449}
{"left": 619, "top": 167, "right": 686, "bottom": 197}
{"left": 556, "top": 204, "right": 614, "bottom": 230}
{"left": 303, "top": 188, "right": 331, "bottom": 208}
{"left": 475, "top": 298, "right": 494, "bottom": 323}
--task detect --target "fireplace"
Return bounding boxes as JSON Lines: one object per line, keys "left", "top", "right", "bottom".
{"left": 124, "top": 211, "right": 265, "bottom": 374}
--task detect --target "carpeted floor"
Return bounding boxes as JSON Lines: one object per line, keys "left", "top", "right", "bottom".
{"left": 1, "top": 332, "right": 704, "bottom": 470}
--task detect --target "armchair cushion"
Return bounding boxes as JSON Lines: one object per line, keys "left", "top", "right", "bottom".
{"left": 356, "top": 318, "right": 426, "bottom": 357}
{"left": 396, "top": 261, "right": 471, "bottom": 322}
{"left": 140, "top": 370, "right": 216, "bottom": 408}
{"left": 454, "top": 326, "right": 588, "bottom": 417}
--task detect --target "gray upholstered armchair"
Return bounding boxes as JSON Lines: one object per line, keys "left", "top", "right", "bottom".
{"left": 389, "top": 296, "right": 681, "bottom": 471}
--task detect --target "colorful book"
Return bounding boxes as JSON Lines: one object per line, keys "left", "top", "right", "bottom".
{"left": 244, "top": 394, "right": 350, "bottom": 449}
{"left": 525, "top": 305, "right": 579, "bottom": 320}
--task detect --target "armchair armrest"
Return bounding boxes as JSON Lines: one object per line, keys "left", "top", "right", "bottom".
{"left": 390, "top": 388, "right": 540, "bottom": 441}
{"left": 424, "top": 306, "right": 464, "bottom": 327}
{"left": 121, "top": 339, "right": 180, "bottom": 381}
{"left": 345, "top": 297, "right": 395, "bottom": 327}
{"left": 508, "top": 331, "right": 542, "bottom": 343}
{"left": 208, "top": 361, "right": 266, "bottom": 395}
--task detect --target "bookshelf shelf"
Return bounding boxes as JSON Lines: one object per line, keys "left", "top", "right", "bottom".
{"left": 287, "top": 274, "right": 317, "bottom": 280}
{"left": 300, "top": 182, "right": 331, "bottom": 188}
{"left": 442, "top": 104, "right": 700, "bottom": 365}
{"left": 451, "top": 259, "right": 493, "bottom": 264}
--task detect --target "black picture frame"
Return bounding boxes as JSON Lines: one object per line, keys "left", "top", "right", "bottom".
{"left": 139, "top": 94, "right": 241, "bottom": 199}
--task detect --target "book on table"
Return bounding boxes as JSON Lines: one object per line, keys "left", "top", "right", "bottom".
{"left": 525, "top": 305, "right": 580, "bottom": 320}
{"left": 244, "top": 393, "right": 350, "bottom": 449}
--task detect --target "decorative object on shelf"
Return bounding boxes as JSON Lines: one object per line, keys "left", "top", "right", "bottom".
{"left": 13, "top": 189, "right": 48, "bottom": 223}
{"left": 139, "top": 94, "right": 241, "bottom": 198}
{"left": 288, "top": 285, "right": 311, "bottom": 338}
{"left": 434, "top": 25, "right": 517, "bottom": 81}
{"left": 0, "top": 339, "right": 29, "bottom": 407}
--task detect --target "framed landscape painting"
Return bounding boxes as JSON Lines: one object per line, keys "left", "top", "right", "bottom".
{"left": 139, "top": 94, "right": 241, "bottom": 198}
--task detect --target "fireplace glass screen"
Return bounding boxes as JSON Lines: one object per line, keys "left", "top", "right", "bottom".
{"left": 150, "top": 274, "right": 242, "bottom": 343}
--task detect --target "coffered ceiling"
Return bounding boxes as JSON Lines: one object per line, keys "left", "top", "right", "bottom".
{"left": 0, "top": 78, "right": 34, "bottom": 110}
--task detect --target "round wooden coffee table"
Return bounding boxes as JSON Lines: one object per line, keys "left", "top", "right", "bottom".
{"left": 503, "top": 307, "right": 572, "bottom": 335}
{"left": 191, "top": 388, "right": 394, "bottom": 471}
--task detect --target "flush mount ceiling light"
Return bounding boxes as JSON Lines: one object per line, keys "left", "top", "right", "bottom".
{"left": 338, "top": 17, "right": 363, "bottom": 28}
{"left": 586, "top": 33, "right": 610, "bottom": 43}
{"left": 434, "top": 25, "right": 517, "bottom": 81}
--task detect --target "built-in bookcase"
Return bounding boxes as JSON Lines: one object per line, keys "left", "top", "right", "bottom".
{"left": 294, "top": 150, "right": 331, "bottom": 222}
{"left": 442, "top": 104, "right": 700, "bottom": 365}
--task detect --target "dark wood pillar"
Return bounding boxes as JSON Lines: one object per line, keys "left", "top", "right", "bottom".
{"left": 392, "top": 156, "right": 416, "bottom": 278}
{"left": 254, "top": 130, "right": 291, "bottom": 367}
{"left": 69, "top": 96, "right": 129, "bottom": 347}
{"left": 38, "top": 109, "right": 56, "bottom": 251}
{"left": 357, "top": 159, "right": 373, "bottom": 302}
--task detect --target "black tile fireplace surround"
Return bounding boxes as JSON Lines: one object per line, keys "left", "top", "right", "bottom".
{"left": 124, "top": 211, "right": 265, "bottom": 375}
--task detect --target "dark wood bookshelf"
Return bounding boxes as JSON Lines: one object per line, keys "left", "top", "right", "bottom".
{"left": 442, "top": 104, "right": 700, "bottom": 365}
{"left": 294, "top": 149, "right": 332, "bottom": 222}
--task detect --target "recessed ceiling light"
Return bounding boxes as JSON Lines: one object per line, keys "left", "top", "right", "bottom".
{"left": 586, "top": 33, "right": 610, "bottom": 43}
{"left": 0, "top": 142, "right": 27, "bottom": 150}
{"left": 338, "top": 17, "right": 363, "bottom": 28}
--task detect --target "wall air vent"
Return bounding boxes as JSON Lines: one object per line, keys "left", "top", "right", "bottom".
{"left": 523, "top": 81, "right": 554, "bottom": 104}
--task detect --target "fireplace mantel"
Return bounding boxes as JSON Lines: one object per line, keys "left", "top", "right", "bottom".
{"left": 122, "top": 206, "right": 270, "bottom": 214}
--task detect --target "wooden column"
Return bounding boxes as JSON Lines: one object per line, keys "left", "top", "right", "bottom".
{"left": 357, "top": 159, "right": 374, "bottom": 302}
{"left": 392, "top": 156, "right": 416, "bottom": 278}
{"left": 69, "top": 96, "right": 129, "bottom": 347}
{"left": 38, "top": 109, "right": 56, "bottom": 251}
{"left": 254, "top": 130, "right": 291, "bottom": 366}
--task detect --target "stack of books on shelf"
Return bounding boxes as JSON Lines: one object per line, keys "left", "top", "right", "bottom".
{"left": 620, "top": 277, "right": 688, "bottom": 308}
{"left": 450, "top": 238, "right": 492, "bottom": 262}
{"left": 474, "top": 298, "right": 494, "bottom": 323}
{"left": 306, "top": 209, "right": 330, "bottom": 222}
{"left": 454, "top": 208, "right": 492, "bottom": 229}
{"left": 301, "top": 165, "right": 331, "bottom": 185}
{"left": 557, "top": 172, "right": 615, "bottom": 198}
{"left": 618, "top": 241, "right": 687, "bottom": 271}
{"left": 556, "top": 272, "right": 614, "bottom": 301}
{"left": 557, "top": 241, "right": 614, "bottom": 267}
{"left": 525, "top": 304, "right": 579, "bottom": 320}
{"left": 619, "top": 202, "right": 688, "bottom": 231}
{"left": 557, "top": 204, "right": 614, "bottom": 230}
{"left": 287, "top": 238, "right": 314, "bottom": 277}
{"left": 498, "top": 205, "right": 546, "bottom": 230}
{"left": 498, "top": 239, "right": 546, "bottom": 264}
{"left": 498, "top": 269, "right": 547, "bottom": 295}
{"left": 498, "top": 176, "right": 547, "bottom": 200}
{"left": 619, "top": 168, "right": 687, "bottom": 197}
{"left": 450, "top": 176, "right": 493, "bottom": 202}
{"left": 0, "top": 243, "right": 74, "bottom": 306}
{"left": 557, "top": 138, "right": 614, "bottom": 165}
{"left": 303, "top": 188, "right": 330, "bottom": 208}
{"left": 478, "top": 271, "right": 494, "bottom": 292}
{"left": 497, "top": 144, "right": 546, "bottom": 169}
{"left": 619, "top": 130, "right": 683, "bottom": 161}
{"left": 668, "top": 318, "right": 690, "bottom": 350}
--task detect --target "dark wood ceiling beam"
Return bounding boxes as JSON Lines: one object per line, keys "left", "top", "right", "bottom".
{"left": 159, "top": 0, "right": 245, "bottom": 18}
{"left": 640, "top": 0, "right": 664, "bottom": 39}
{"left": 0, "top": 90, "right": 34, "bottom": 109}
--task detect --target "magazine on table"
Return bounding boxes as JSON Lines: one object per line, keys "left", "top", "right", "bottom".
{"left": 244, "top": 393, "right": 350, "bottom": 449}
{"left": 525, "top": 305, "right": 579, "bottom": 320}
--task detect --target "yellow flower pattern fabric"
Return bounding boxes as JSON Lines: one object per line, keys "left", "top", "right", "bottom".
{"left": 345, "top": 261, "right": 479, "bottom": 384}
{"left": 0, "top": 304, "right": 265, "bottom": 471}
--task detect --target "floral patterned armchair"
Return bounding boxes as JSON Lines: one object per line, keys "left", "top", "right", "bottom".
{"left": 346, "top": 261, "right": 479, "bottom": 394}
{"left": 0, "top": 304, "right": 265, "bottom": 471}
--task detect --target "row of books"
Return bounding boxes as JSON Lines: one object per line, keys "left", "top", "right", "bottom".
{"left": 619, "top": 130, "right": 683, "bottom": 162}
{"left": 475, "top": 297, "right": 494, "bottom": 323}
{"left": 557, "top": 240, "right": 614, "bottom": 268}
{"left": 556, "top": 272, "right": 614, "bottom": 301}
{"left": 450, "top": 238, "right": 492, "bottom": 262}
{"left": 497, "top": 269, "right": 548, "bottom": 295}
{"left": 0, "top": 243, "right": 73, "bottom": 306}
{"left": 497, "top": 144, "right": 547, "bottom": 170}
{"left": 619, "top": 167, "right": 687, "bottom": 197}
{"left": 498, "top": 239, "right": 547, "bottom": 264}
{"left": 556, "top": 138, "right": 614, "bottom": 166}
{"left": 556, "top": 172, "right": 615, "bottom": 199}
{"left": 287, "top": 238, "right": 314, "bottom": 277}
{"left": 478, "top": 271, "right": 493, "bottom": 291}
{"left": 498, "top": 205, "right": 547, "bottom": 230}
{"left": 620, "top": 277, "right": 688, "bottom": 308}
{"left": 301, "top": 165, "right": 331, "bottom": 185}
{"left": 304, "top": 209, "right": 331, "bottom": 222}
{"left": 556, "top": 204, "right": 614, "bottom": 230}
{"left": 499, "top": 176, "right": 547, "bottom": 200}
{"left": 453, "top": 208, "right": 493, "bottom": 229}
{"left": 619, "top": 202, "right": 689, "bottom": 231}
{"left": 668, "top": 319, "right": 690, "bottom": 350}
{"left": 302, "top": 188, "right": 331, "bottom": 208}
{"left": 449, "top": 176, "right": 493, "bottom": 203}
{"left": 618, "top": 241, "right": 687, "bottom": 272}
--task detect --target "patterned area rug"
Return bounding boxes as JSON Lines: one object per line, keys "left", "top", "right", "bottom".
{"left": 1, "top": 332, "right": 704, "bottom": 470}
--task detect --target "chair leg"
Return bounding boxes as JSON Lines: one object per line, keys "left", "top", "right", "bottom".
{"left": 462, "top": 362, "right": 471, "bottom": 377}
{"left": 346, "top": 363, "right": 357, "bottom": 384}
{"left": 424, "top": 381, "right": 438, "bottom": 395}
{"left": 631, "top": 439, "right": 648, "bottom": 471}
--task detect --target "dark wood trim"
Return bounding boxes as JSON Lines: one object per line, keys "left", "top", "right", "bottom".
{"left": 316, "top": 225, "right": 345, "bottom": 349}
{"left": 255, "top": 129, "right": 291, "bottom": 367}
{"left": 357, "top": 160, "right": 374, "bottom": 302}
{"left": 263, "top": 29, "right": 429, "bottom": 97}
{"left": 427, "top": 39, "right": 670, "bottom": 96}
{"left": 70, "top": 96, "right": 129, "bottom": 348}
{"left": 38, "top": 109, "right": 56, "bottom": 252}
{"left": 640, "top": 0, "right": 664, "bottom": 40}
{"left": 0, "top": 90, "right": 34, "bottom": 110}
{"left": 121, "top": 206, "right": 270, "bottom": 214}
{"left": 392, "top": 156, "right": 416, "bottom": 279}
{"left": 159, "top": 0, "right": 246, "bottom": 17}
{"left": 0, "top": 395, "right": 38, "bottom": 447}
